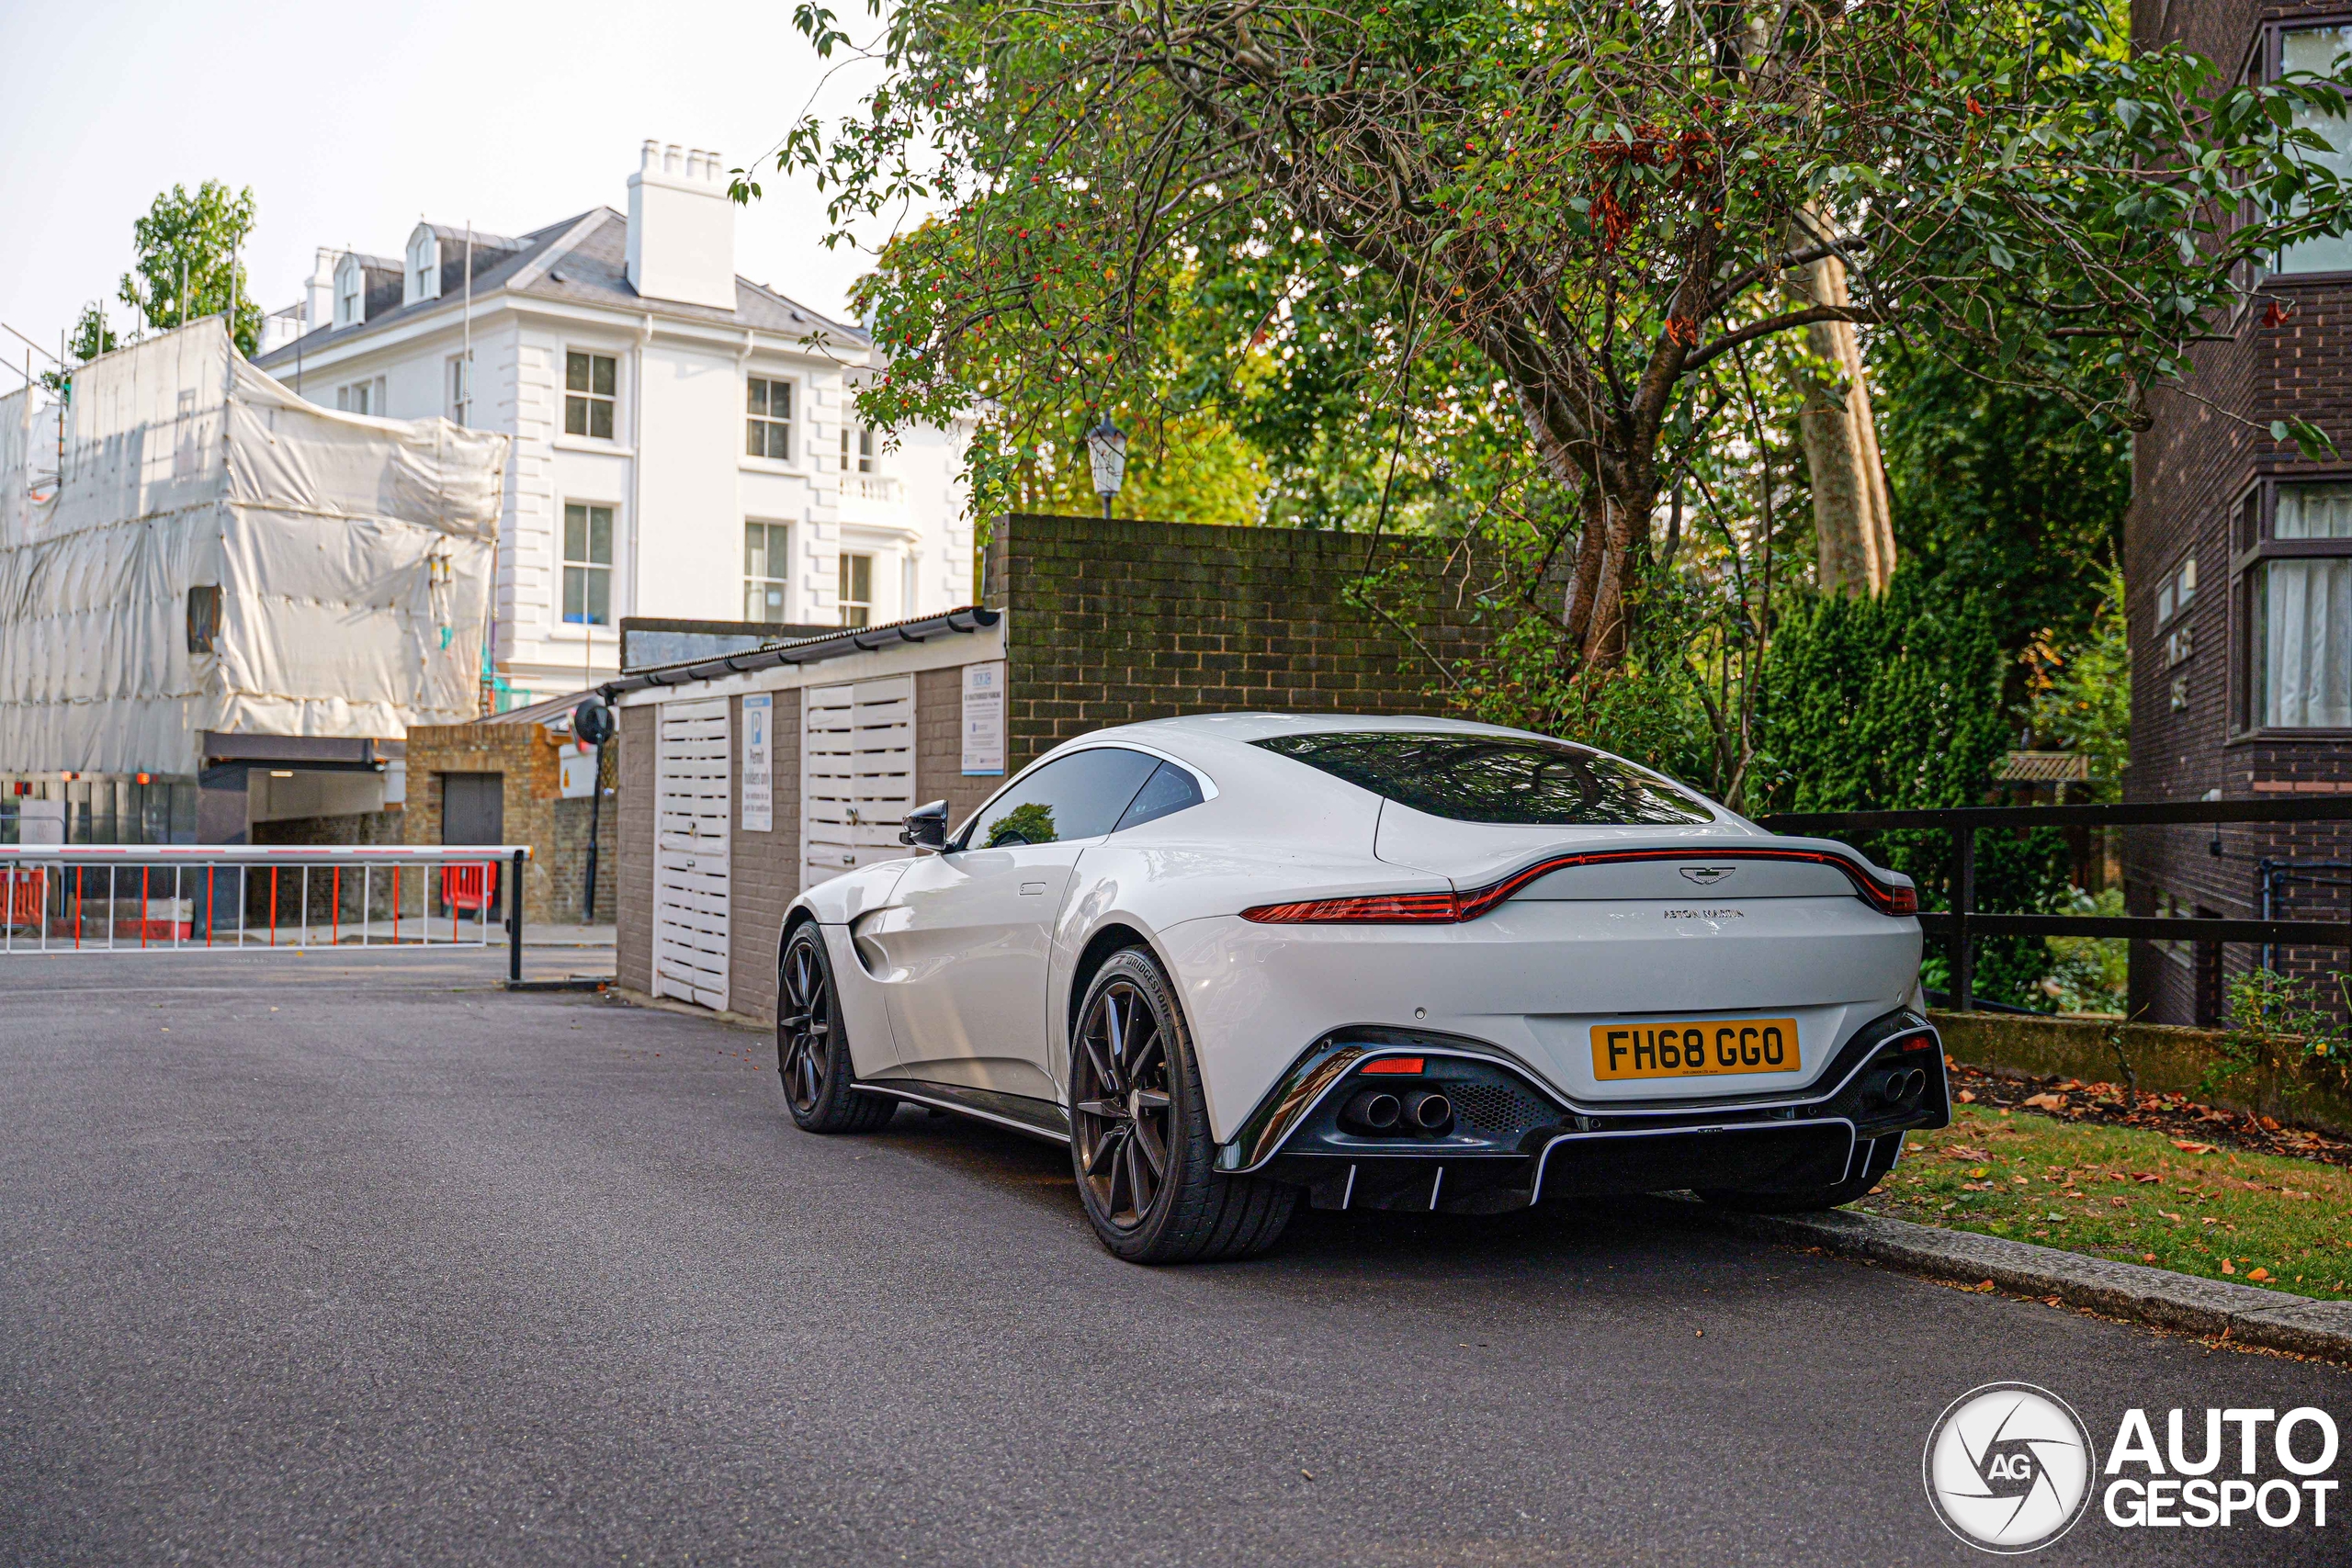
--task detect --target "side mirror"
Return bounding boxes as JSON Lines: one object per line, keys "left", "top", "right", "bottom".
{"left": 899, "top": 799, "right": 949, "bottom": 852}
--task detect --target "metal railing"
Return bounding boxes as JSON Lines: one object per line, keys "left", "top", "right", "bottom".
{"left": 1758, "top": 798, "right": 2352, "bottom": 1012}
{"left": 0, "top": 845, "right": 531, "bottom": 982}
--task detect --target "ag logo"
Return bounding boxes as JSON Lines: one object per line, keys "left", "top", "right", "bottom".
{"left": 1923, "top": 1382, "right": 2097, "bottom": 1553}
{"left": 1679, "top": 865, "right": 1735, "bottom": 886}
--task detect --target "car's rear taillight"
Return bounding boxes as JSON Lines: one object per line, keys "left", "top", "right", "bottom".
{"left": 1241, "top": 891, "right": 1461, "bottom": 923}
{"left": 1887, "top": 884, "right": 1918, "bottom": 916}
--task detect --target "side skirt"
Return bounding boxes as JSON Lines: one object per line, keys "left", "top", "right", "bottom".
{"left": 854, "top": 1077, "right": 1072, "bottom": 1145}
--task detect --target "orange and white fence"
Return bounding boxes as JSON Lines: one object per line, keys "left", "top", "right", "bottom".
{"left": 0, "top": 846, "right": 530, "bottom": 978}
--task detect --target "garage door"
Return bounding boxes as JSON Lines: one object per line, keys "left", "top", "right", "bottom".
{"left": 801, "top": 675, "right": 914, "bottom": 888}
{"left": 653, "top": 695, "right": 730, "bottom": 1010}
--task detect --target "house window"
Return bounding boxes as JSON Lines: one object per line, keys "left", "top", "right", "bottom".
{"left": 335, "top": 257, "right": 365, "bottom": 328}
{"left": 336, "top": 378, "right": 383, "bottom": 416}
{"left": 744, "top": 522, "right": 791, "bottom": 623}
{"left": 406, "top": 230, "right": 439, "bottom": 305}
{"left": 747, "top": 378, "right": 792, "bottom": 459}
{"left": 840, "top": 422, "right": 875, "bottom": 473}
{"left": 565, "top": 351, "right": 616, "bottom": 440}
{"left": 2274, "top": 27, "right": 2352, "bottom": 275}
{"left": 447, "top": 355, "right": 470, "bottom": 426}
{"left": 562, "top": 502, "right": 615, "bottom": 626}
{"left": 838, "top": 551, "right": 873, "bottom": 628}
{"left": 2242, "top": 479, "right": 2352, "bottom": 728}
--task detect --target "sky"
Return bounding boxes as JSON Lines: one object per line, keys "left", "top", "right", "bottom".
{"left": 0, "top": 0, "right": 899, "bottom": 377}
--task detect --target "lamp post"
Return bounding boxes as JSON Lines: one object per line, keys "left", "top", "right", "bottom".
{"left": 1085, "top": 415, "right": 1126, "bottom": 520}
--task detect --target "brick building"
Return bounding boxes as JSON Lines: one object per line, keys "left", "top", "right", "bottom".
{"left": 2127, "top": 3, "right": 2352, "bottom": 1022}
{"left": 608, "top": 512, "right": 1514, "bottom": 1021}
{"left": 403, "top": 695, "right": 617, "bottom": 927}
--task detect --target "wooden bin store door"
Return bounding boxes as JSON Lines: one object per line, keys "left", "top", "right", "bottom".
{"left": 653, "top": 696, "right": 730, "bottom": 1010}
{"left": 801, "top": 676, "right": 915, "bottom": 889}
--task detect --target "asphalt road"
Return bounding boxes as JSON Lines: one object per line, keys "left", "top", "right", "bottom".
{"left": 2, "top": 954, "right": 2344, "bottom": 1567}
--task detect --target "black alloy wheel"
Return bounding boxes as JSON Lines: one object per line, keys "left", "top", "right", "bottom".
{"left": 1067, "top": 947, "right": 1297, "bottom": 1263}
{"left": 1072, "top": 975, "right": 1175, "bottom": 1229}
{"left": 776, "top": 922, "right": 894, "bottom": 1134}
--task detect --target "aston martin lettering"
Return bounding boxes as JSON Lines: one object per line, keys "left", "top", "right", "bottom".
{"left": 1663, "top": 908, "right": 1743, "bottom": 919}
{"left": 1590, "top": 1019, "right": 1801, "bottom": 1079}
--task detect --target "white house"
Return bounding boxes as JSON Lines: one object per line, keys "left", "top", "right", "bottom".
{"left": 254, "top": 140, "right": 971, "bottom": 709}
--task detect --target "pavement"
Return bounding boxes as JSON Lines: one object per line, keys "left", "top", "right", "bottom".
{"left": 2, "top": 958, "right": 2346, "bottom": 1567}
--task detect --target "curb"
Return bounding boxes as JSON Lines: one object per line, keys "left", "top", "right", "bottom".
{"left": 1679, "top": 1201, "right": 2352, "bottom": 1364}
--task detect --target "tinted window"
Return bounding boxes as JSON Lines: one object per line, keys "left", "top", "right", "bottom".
{"left": 1253, "top": 731, "right": 1713, "bottom": 826}
{"left": 966, "top": 748, "right": 1161, "bottom": 848}
{"left": 1113, "top": 761, "right": 1205, "bottom": 832}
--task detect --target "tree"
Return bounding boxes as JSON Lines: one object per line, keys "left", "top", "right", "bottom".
{"left": 116, "top": 181, "right": 262, "bottom": 357}
{"left": 760, "top": 0, "right": 2352, "bottom": 677}
{"left": 38, "top": 302, "right": 120, "bottom": 393}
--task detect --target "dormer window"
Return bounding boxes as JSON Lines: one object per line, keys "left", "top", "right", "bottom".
{"left": 333, "top": 254, "right": 364, "bottom": 328}
{"left": 405, "top": 226, "right": 441, "bottom": 307}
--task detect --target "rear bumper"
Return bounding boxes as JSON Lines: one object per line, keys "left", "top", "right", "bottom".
{"left": 1220, "top": 1008, "right": 1946, "bottom": 1213}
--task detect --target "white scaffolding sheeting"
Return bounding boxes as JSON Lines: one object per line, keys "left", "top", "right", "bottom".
{"left": 0, "top": 319, "right": 508, "bottom": 775}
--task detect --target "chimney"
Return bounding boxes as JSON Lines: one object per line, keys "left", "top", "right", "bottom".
{"left": 626, "top": 140, "right": 736, "bottom": 310}
{"left": 306, "top": 247, "right": 338, "bottom": 331}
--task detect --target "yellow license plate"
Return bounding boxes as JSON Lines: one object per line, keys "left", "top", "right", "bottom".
{"left": 1590, "top": 1019, "right": 1801, "bottom": 1080}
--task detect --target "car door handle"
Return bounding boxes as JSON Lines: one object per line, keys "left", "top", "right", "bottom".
{"left": 1020, "top": 882, "right": 1048, "bottom": 896}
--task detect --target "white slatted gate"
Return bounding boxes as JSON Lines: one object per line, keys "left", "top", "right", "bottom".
{"left": 801, "top": 676, "right": 915, "bottom": 888}
{"left": 653, "top": 696, "right": 730, "bottom": 1010}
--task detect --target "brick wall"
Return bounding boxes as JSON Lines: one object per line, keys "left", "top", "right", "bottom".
{"left": 2126, "top": 0, "right": 2352, "bottom": 1022}
{"left": 915, "top": 664, "right": 1006, "bottom": 837}
{"left": 726, "top": 690, "right": 802, "bottom": 1022}
{"left": 616, "top": 703, "right": 655, "bottom": 994}
{"left": 401, "top": 721, "right": 616, "bottom": 927}
{"left": 988, "top": 513, "right": 1505, "bottom": 773}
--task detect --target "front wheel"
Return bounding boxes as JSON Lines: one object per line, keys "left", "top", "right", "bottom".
{"left": 1697, "top": 1133, "right": 1904, "bottom": 1214}
{"left": 777, "top": 923, "right": 895, "bottom": 1134}
{"left": 1069, "top": 949, "right": 1296, "bottom": 1263}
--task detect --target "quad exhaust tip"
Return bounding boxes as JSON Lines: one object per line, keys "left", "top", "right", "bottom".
{"left": 1403, "top": 1089, "right": 1454, "bottom": 1134}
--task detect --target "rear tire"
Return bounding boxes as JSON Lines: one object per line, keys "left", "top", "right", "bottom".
{"left": 1069, "top": 948, "right": 1296, "bottom": 1263}
{"left": 777, "top": 922, "right": 895, "bottom": 1134}
{"left": 1697, "top": 1132, "right": 1904, "bottom": 1214}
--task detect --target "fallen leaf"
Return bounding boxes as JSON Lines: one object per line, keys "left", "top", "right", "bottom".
{"left": 2055, "top": 1079, "right": 2083, "bottom": 1092}
{"left": 1956, "top": 1089, "right": 1977, "bottom": 1103}
{"left": 2171, "top": 1140, "right": 2216, "bottom": 1155}
{"left": 2024, "top": 1092, "right": 2067, "bottom": 1111}
{"left": 2248, "top": 1267, "right": 2272, "bottom": 1282}
{"left": 2261, "top": 1116, "right": 2280, "bottom": 1131}
{"left": 2160, "top": 1211, "right": 2185, "bottom": 1222}
{"left": 1967, "top": 1167, "right": 1990, "bottom": 1179}
{"left": 1974, "top": 1280, "right": 1996, "bottom": 1292}
{"left": 2143, "top": 1253, "right": 2158, "bottom": 1262}
{"left": 2222, "top": 1259, "right": 2236, "bottom": 1275}
{"left": 2135, "top": 1173, "right": 2161, "bottom": 1184}
{"left": 1948, "top": 1145, "right": 1991, "bottom": 1162}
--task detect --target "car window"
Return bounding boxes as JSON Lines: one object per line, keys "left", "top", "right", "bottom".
{"left": 1113, "top": 761, "right": 1205, "bottom": 832}
{"left": 1252, "top": 731, "right": 1713, "bottom": 826}
{"left": 965, "top": 747, "right": 1162, "bottom": 848}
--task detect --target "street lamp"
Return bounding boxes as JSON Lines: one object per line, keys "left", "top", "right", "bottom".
{"left": 1085, "top": 415, "right": 1126, "bottom": 520}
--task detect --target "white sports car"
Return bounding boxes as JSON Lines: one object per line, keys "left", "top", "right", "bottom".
{"left": 774, "top": 713, "right": 1946, "bottom": 1263}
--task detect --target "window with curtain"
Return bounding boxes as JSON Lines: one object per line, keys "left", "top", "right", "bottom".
{"left": 2253, "top": 481, "right": 2352, "bottom": 728}
{"left": 744, "top": 522, "right": 790, "bottom": 623}
{"left": 2275, "top": 27, "right": 2352, "bottom": 275}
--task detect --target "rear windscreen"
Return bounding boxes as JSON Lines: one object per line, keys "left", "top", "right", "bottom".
{"left": 1252, "top": 732, "right": 1714, "bottom": 827}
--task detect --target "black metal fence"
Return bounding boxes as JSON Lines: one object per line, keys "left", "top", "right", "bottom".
{"left": 1756, "top": 799, "right": 2352, "bottom": 1012}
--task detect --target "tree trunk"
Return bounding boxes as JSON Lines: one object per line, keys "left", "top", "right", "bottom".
{"left": 1784, "top": 254, "right": 1894, "bottom": 598}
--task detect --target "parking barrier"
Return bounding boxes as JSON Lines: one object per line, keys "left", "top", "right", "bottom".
{"left": 0, "top": 845, "right": 531, "bottom": 981}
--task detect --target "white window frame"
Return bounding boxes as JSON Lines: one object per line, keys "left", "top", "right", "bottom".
{"left": 838, "top": 550, "right": 874, "bottom": 628}
{"left": 564, "top": 348, "right": 620, "bottom": 442}
{"left": 2269, "top": 24, "right": 2352, "bottom": 277}
{"left": 746, "top": 375, "right": 794, "bottom": 462}
{"left": 447, "top": 355, "right": 471, "bottom": 426}
{"left": 405, "top": 228, "right": 441, "bottom": 306}
{"left": 336, "top": 377, "right": 386, "bottom": 417}
{"left": 840, "top": 421, "right": 876, "bottom": 474}
{"left": 744, "top": 520, "right": 792, "bottom": 624}
{"left": 562, "top": 499, "right": 618, "bottom": 628}
{"left": 334, "top": 254, "right": 367, "bottom": 328}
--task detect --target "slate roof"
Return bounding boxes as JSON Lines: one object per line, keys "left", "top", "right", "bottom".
{"left": 254, "top": 209, "right": 865, "bottom": 369}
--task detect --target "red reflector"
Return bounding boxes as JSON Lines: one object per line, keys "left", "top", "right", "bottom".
{"left": 1361, "top": 1056, "right": 1424, "bottom": 1074}
{"left": 1890, "top": 1032, "right": 1937, "bottom": 1053}
{"left": 1887, "top": 885, "right": 1918, "bottom": 915}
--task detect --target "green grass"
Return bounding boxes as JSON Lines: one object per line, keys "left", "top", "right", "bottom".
{"left": 1856, "top": 1105, "right": 2352, "bottom": 1302}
